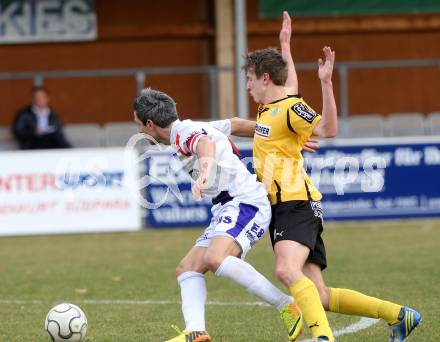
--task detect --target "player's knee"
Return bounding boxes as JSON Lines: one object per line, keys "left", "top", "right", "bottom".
{"left": 175, "top": 259, "right": 200, "bottom": 277}
{"left": 203, "top": 251, "right": 225, "bottom": 273}
{"left": 175, "top": 262, "right": 187, "bottom": 278}
{"left": 275, "top": 264, "right": 303, "bottom": 287}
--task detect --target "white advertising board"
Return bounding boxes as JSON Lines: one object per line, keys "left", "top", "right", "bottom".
{"left": 0, "top": 0, "right": 97, "bottom": 44}
{"left": 0, "top": 148, "right": 141, "bottom": 236}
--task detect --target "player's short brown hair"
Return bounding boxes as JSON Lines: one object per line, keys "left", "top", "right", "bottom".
{"left": 133, "top": 88, "right": 178, "bottom": 128}
{"left": 243, "top": 48, "right": 287, "bottom": 86}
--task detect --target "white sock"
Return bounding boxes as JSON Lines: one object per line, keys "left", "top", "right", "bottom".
{"left": 215, "top": 256, "right": 293, "bottom": 309}
{"left": 177, "top": 271, "right": 207, "bottom": 331}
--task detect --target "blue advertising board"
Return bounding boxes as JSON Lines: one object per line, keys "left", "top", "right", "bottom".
{"left": 145, "top": 137, "right": 440, "bottom": 227}
{"left": 144, "top": 149, "right": 212, "bottom": 228}
{"left": 304, "top": 137, "right": 440, "bottom": 220}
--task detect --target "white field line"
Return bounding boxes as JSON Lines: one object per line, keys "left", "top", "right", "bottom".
{"left": 83, "top": 299, "right": 272, "bottom": 306}
{"left": 0, "top": 300, "right": 44, "bottom": 304}
{"left": 0, "top": 299, "right": 380, "bottom": 339}
{"left": 0, "top": 299, "right": 270, "bottom": 306}
{"left": 299, "top": 317, "right": 380, "bottom": 342}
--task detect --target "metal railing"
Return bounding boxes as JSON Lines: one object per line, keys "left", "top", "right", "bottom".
{"left": 295, "top": 58, "right": 440, "bottom": 118}
{"left": 1, "top": 59, "right": 439, "bottom": 118}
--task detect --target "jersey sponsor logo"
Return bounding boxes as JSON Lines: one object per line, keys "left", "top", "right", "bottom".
{"left": 255, "top": 123, "right": 271, "bottom": 139}
{"left": 310, "top": 200, "right": 323, "bottom": 221}
{"left": 292, "top": 103, "right": 317, "bottom": 123}
{"left": 246, "top": 223, "right": 264, "bottom": 246}
{"left": 217, "top": 215, "right": 232, "bottom": 224}
{"left": 271, "top": 107, "right": 280, "bottom": 116}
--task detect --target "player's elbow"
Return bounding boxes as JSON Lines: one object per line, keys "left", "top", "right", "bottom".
{"left": 230, "top": 117, "right": 255, "bottom": 137}
{"left": 321, "top": 126, "right": 338, "bottom": 138}
{"left": 315, "top": 122, "right": 338, "bottom": 138}
{"left": 196, "top": 137, "right": 216, "bottom": 160}
{"left": 198, "top": 136, "right": 215, "bottom": 148}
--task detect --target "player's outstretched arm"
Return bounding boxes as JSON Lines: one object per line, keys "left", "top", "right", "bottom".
{"left": 230, "top": 117, "right": 256, "bottom": 137}
{"left": 280, "top": 11, "right": 298, "bottom": 95}
{"left": 313, "top": 46, "right": 338, "bottom": 138}
{"left": 230, "top": 117, "right": 319, "bottom": 152}
{"left": 192, "top": 136, "right": 216, "bottom": 199}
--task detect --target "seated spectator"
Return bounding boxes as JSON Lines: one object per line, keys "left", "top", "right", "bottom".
{"left": 12, "top": 86, "right": 72, "bottom": 150}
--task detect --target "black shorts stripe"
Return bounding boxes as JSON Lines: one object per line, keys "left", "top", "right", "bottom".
{"left": 274, "top": 179, "right": 282, "bottom": 204}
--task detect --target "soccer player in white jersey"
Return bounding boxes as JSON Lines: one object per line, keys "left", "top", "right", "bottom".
{"left": 133, "top": 88, "right": 303, "bottom": 342}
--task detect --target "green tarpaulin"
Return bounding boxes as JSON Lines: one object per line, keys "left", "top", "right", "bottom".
{"left": 259, "top": 0, "right": 440, "bottom": 17}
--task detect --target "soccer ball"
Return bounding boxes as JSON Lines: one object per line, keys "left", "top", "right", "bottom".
{"left": 45, "top": 303, "right": 88, "bottom": 341}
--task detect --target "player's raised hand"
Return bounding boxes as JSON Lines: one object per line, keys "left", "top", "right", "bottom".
{"left": 280, "top": 11, "right": 299, "bottom": 95}
{"left": 279, "top": 11, "right": 292, "bottom": 47}
{"left": 318, "top": 46, "right": 335, "bottom": 83}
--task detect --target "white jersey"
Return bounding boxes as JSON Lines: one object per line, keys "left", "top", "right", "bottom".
{"left": 170, "top": 119, "right": 266, "bottom": 201}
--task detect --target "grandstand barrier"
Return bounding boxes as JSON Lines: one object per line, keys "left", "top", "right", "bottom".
{"left": 1, "top": 112, "right": 440, "bottom": 151}
{"left": 1, "top": 58, "right": 440, "bottom": 119}
{"left": 145, "top": 136, "right": 440, "bottom": 227}
{"left": 0, "top": 147, "right": 141, "bottom": 236}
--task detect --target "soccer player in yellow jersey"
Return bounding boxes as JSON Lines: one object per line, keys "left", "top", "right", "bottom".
{"left": 229, "top": 11, "right": 421, "bottom": 342}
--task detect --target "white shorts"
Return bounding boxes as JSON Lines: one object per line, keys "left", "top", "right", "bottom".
{"left": 195, "top": 194, "right": 271, "bottom": 259}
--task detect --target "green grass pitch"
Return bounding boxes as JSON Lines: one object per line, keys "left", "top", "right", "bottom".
{"left": 0, "top": 219, "right": 439, "bottom": 341}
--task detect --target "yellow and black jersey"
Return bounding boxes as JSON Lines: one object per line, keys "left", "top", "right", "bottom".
{"left": 253, "top": 95, "right": 322, "bottom": 205}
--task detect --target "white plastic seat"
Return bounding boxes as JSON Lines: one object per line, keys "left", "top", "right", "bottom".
{"left": 104, "top": 122, "right": 139, "bottom": 147}
{"left": 387, "top": 112, "right": 425, "bottom": 137}
{"left": 346, "top": 114, "right": 386, "bottom": 138}
{"left": 0, "top": 126, "right": 18, "bottom": 150}
{"left": 64, "top": 123, "right": 103, "bottom": 147}
{"left": 337, "top": 118, "right": 351, "bottom": 138}
{"left": 426, "top": 112, "right": 440, "bottom": 135}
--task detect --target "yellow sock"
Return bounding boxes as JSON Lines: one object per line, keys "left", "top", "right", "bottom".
{"left": 329, "top": 288, "right": 402, "bottom": 324}
{"left": 289, "top": 277, "right": 334, "bottom": 340}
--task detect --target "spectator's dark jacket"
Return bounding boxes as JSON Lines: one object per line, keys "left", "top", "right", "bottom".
{"left": 12, "top": 106, "right": 71, "bottom": 150}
